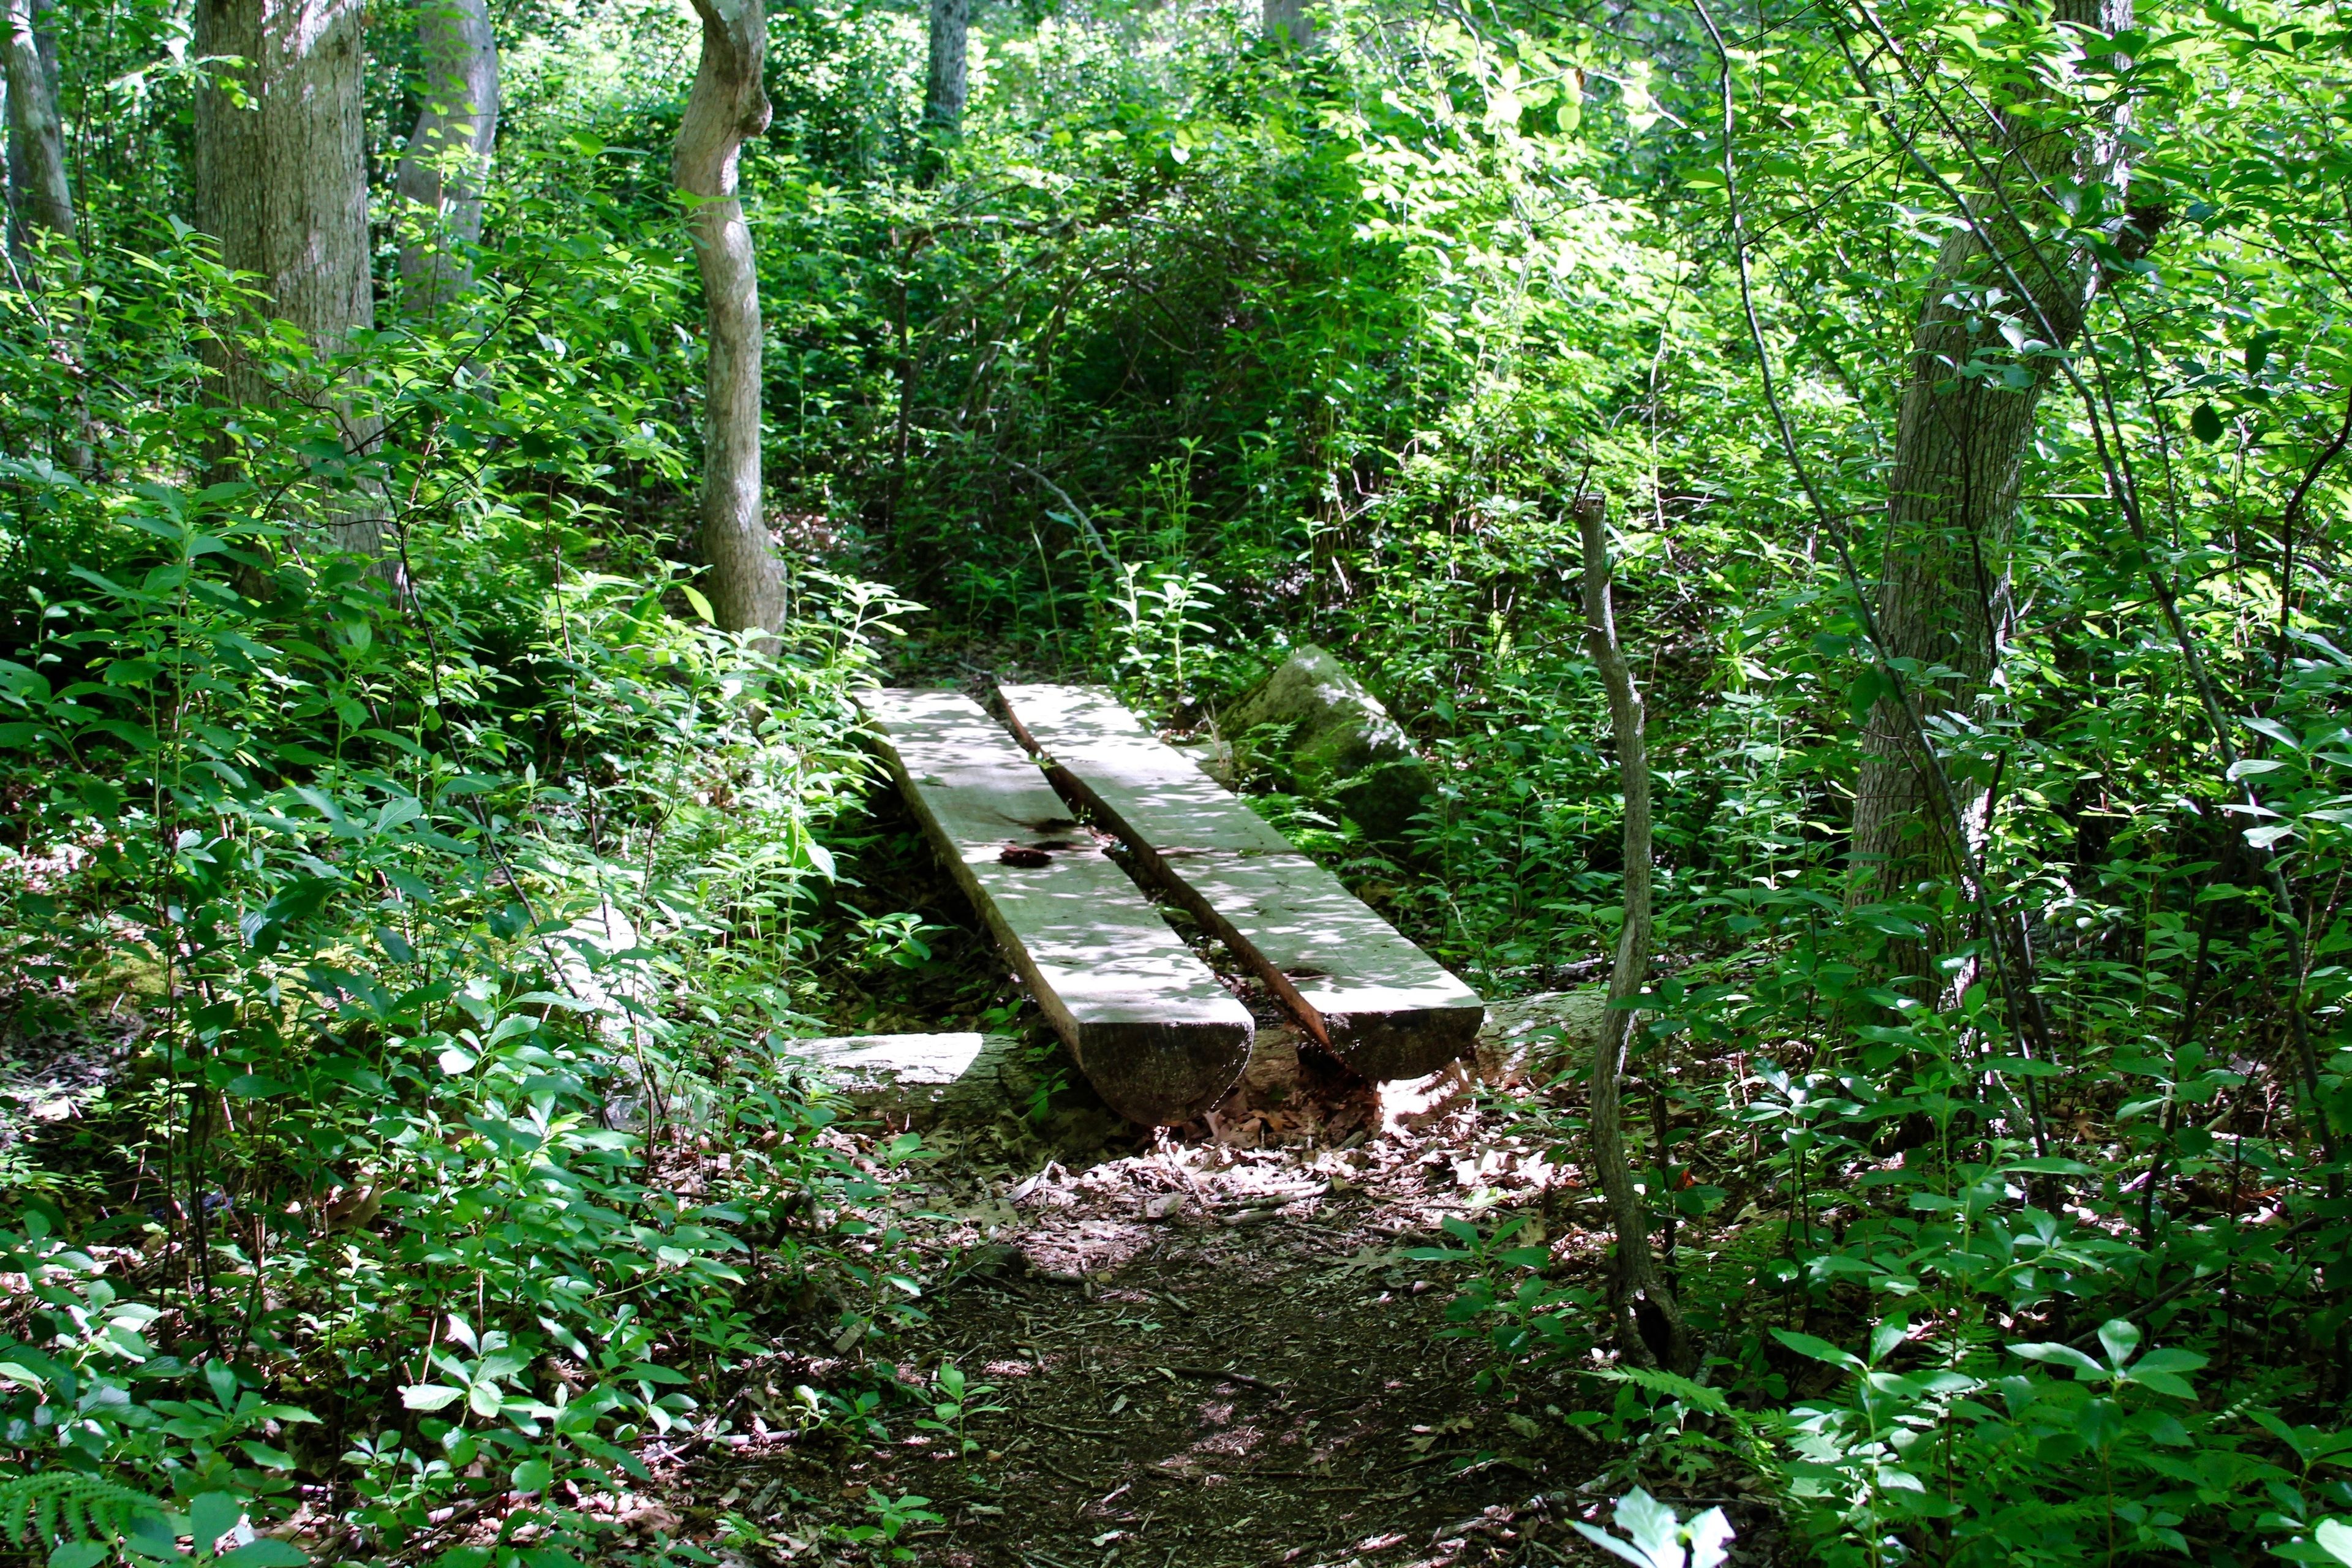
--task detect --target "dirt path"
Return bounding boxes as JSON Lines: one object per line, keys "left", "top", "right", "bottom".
{"left": 668, "top": 1051, "right": 1626, "bottom": 1568}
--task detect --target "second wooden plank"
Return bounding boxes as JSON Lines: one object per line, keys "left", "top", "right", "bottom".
{"left": 997, "top": 683, "right": 1483, "bottom": 1081}
{"left": 858, "top": 687, "right": 1253, "bottom": 1125}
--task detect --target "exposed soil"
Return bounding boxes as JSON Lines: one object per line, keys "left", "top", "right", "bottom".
{"left": 635, "top": 1027, "right": 1773, "bottom": 1568}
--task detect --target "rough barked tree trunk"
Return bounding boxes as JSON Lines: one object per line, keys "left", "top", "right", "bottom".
{"left": 1850, "top": 0, "right": 2144, "bottom": 911}
{"left": 193, "top": 0, "right": 384, "bottom": 556}
{"left": 1577, "top": 492, "right": 1695, "bottom": 1377}
{"left": 921, "top": 0, "right": 968, "bottom": 167}
{"left": 394, "top": 0, "right": 499, "bottom": 315}
{"left": 677, "top": 0, "right": 783, "bottom": 633}
{"left": 4, "top": 0, "right": 71, "bottom": 241}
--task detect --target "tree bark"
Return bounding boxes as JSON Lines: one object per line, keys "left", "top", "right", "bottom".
{"left": 1577, "top": 492, "right": 1695, "bottom": 1377}
{"left": 394, "top": 0, "right": 499, "bottom": 315}
{"left": 917, "top": 0, "right": 967, "bottom": 187}
{"left": 193, "top": 0, "right": 383, "bottom": 556}
{"left": 3, "top": 0, "right": 70, "bottom": 242}
{"left": 1849, "top": 0, "right": 2138, "bottom": 908}
{"left": 676, "top": 0, "right": 783, "bottom": 633}
{"left": 5, "top": 0, "right": 88, "bottom": 473}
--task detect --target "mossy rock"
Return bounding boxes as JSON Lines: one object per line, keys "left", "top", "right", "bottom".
{"left": 1224, "top": 644, "right": 1435, "bottom": 842}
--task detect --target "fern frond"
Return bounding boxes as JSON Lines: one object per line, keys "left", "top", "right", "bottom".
{"left": 0, "top": 1470, "right": 168, "bottom": 1550}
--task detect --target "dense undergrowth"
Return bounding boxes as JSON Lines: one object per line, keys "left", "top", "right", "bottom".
{"left": 0, "top": 232, "right": 939, "bottom": 1566}
{"left": 6, "top": 0, "right": 2352, "bottom": 1564}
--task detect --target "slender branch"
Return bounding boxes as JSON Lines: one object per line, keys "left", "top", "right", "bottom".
{"left": 1576, "top": 489, "right": 1695, "bottom": 1376}
{"left": 2272, "top": 382, "right": 2352, "bottom": 684}
{"left": 1007, "top": 459, "right": 1116, "bottom": 568}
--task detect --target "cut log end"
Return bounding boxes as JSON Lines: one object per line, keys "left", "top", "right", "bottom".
{"left": 1065, "top": 1016, "right": 1256, "bottom": 1126}
{"left": 1311, "top": 998, "right": 1486, "bottom": 1082}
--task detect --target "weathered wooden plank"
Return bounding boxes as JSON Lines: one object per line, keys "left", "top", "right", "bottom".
{"left": 996, "top": 684, "right": 1483, "bottom": 1081}
{"left": 856, "top": 688, "right": 1253, "bottom": 1125}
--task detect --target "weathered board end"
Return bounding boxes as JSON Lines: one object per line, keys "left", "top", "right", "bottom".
{"left": 856, "top": 687, "right": 1253, "bottom": 1125}
{"left": 995, "top": 682, "right": 1483, "bottom": 1081}
{"left": 791, "top": 1032, "right": 1029, "bottom": 1120}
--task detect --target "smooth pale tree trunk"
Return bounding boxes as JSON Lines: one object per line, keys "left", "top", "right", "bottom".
{"left": 3, "top": 0, "right": 71, "bottom": 242}
{"left": 677, "top": 0, "right": 783, "bottom": 633}
{"left": 919, "top": 0, "right": 967, "bottom": 184}
{"left": 5, "top": 0, "right": 88, "bottom": 473}
{"left": 1577, "top": 493, "right": 1695, "bottom": 1376}
{"left": 193, "top": 0, "right": 384, "bottom": 557}
{"left": 1849, "top": 0, "right": 2147, "bottom": 911}
{"left": 394, "top": 0, "right": 499, "bottom": 315}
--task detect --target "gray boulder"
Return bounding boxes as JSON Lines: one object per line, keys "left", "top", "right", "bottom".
{"left": 1222, "top": 645, "right": 1435, "bottom": 841}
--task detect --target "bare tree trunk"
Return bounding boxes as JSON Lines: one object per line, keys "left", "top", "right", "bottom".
{"left": 193, "top": 0, "right": 384, "bottom": 557}
{"left": 676, "top": 0, "right": 783, "bottom": 633}
{"left": 1263, "top": 0, "right": 1317, "bottom": 50}
{"left": 5, "top": 0, "right": 88, "bottom": 473}
{"left": 3, "top": 0, "right": 70, "bottom": 241}
{"left": 921, "top": 0, "right": 968, "bottom": 167}
{"left": 1577, "top": 492, "right": 1695, "bottom": 1377}
{"left": 394, "top": 0, "right": 499, "bottom": 315}
{"left": 1849, "top": 0, "right": 2139, "bottom": 911}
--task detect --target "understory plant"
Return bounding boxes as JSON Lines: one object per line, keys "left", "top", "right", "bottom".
{"left": 0, "top": 234, "right": 924, "bottom": 1564}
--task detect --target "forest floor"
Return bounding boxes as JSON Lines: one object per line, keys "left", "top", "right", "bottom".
{"left": 657, "top": 1060, "right": 1649, "bottom": 1568}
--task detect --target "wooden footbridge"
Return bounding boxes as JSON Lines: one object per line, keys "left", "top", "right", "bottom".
{"left": 856, "top": 684, "right": 1483, "bottom": 1125}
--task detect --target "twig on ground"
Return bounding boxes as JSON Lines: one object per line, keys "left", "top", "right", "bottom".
{"left": 1030, "top": 1454, "right": 1107, "bottom": 1491}
{"left": 1170, "top": 1365, "right": 1284, "bottom": 1393}
{"left": 1016, "top": 1416, "right": 1123, "bottom": 1438}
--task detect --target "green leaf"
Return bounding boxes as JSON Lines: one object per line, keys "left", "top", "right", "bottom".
{"left": 2097, "top": 1319, "right": 2140, "bottom": 1368}
{"left": 1983, "top": 1057, "right": 2064, "bottom": 1079}
{"left": 1772, "top": 1329, "right": 1864, "bottom": 1373}
{"left": 512, "top": 1458, "right": 554, "bottom": 1494}
{"left": 401, "top": 1383, "right": 465, "bottom": 1411}
{"left": 126, "top": 1513, "right": 183, "bottom": 1561}
{"left": 2191, "top": 401, "right": 2225, "bottom": 442}
{"left": 2010, "top": 1341, "right": 2107, "bottom": 1377}
{"left": 47, "top": 1545, "right": 108, "bottom": 1568}
{"left": 1605, "top": 1365, "right": 1732, "bottom": 1415}
{"left": 189, "top": 1493, "right": 243, "bottom": 1555}
{"left": 218, "top": 1542, "right": 310, "bottom": 1567}
{"left": 1567, "top": 1488, "right": 1733, "bottom": 1568}
{"left": 2132, "top": 1368, "right": 2199, "bottom": 1398}
{"left": 2313, "top": 1518, "right": 2352, "bottom": 1566}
